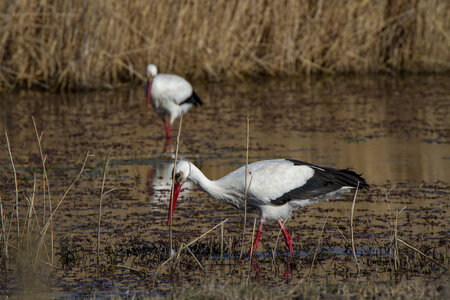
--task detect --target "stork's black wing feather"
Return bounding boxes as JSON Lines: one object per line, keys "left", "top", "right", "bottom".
{"left": 180, "top": 90, "right": 203, "bottom": 106}
{"left": 270, "top": 159, "right": 368, "bottom": 206}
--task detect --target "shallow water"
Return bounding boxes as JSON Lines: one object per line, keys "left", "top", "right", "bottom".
{"left": 0, "top": 75, "right": 448, "bottom": 297}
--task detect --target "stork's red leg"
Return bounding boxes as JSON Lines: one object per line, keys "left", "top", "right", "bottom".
{"left": 164, "top": 120, "right": 171, "bottom": 138}
{"left": 277, "top": 219, "right": 293, "bottom": 257}
{"left": 249, "top": 220, "right": 264, "bottom": 256}
{"left": 163, "top": 136, "right": 172, "bottom": 152}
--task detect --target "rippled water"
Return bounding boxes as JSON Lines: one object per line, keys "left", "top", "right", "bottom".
{"left": 0, "top": 75, "right": 448, "bottom": 297}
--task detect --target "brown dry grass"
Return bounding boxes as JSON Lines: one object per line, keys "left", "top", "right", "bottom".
{"left": 0, "top": 0, "right": 449, "bottom": 91}
{"left": 162, "top": 279, "right": 449, "bottom": 300}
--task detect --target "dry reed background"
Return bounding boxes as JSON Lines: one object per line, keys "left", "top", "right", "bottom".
{"left": 0, "top": 0, "right": 449, "bottom": 91}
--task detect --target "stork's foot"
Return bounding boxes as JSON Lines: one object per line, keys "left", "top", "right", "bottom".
{"left": 251, "top": 257, "right": 262, "bottom": 281}
{"left": 282, "top": 265, "right": 291, "bottom": 280}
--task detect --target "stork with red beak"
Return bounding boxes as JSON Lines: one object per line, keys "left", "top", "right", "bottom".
{"left": 168, "top": 159, "right": 368, "bottom": 257}
{"left": 145, "top": 64, "right": 202, "bottom": 138}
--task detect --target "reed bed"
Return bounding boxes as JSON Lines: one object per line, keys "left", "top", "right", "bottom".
{"left": 0, "top": 0, "right": 449, "bottom": 91}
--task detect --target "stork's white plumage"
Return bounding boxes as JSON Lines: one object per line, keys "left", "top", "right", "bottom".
{"left": 169, "top": 159, "right": 369, "bottom": 257}
{"left": 145, "top": 64, "right": 202, "bottom": 138}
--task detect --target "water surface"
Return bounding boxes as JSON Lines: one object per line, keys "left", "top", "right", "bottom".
{"left": 0, "top": 75, "right": 448, "bottom": 297}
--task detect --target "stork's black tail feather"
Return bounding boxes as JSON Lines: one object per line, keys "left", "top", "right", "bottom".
{"left": 329, "top": 168, "right": 369, "bottom": 190}
{"left": 181, "top": 91, "right": 203, "bottom": 106}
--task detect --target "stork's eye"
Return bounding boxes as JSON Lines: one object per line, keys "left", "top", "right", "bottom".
{"left": 175, "top": 173, "right": 180, "bottom": 180}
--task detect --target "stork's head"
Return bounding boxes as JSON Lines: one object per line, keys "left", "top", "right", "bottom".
{"left": 146, "top": 64, "right": 158, "bottom": 80}
{"left": 168, "top": 161, "right": 191, "bottom": 223}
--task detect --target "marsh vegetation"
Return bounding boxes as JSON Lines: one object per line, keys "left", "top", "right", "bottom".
{"left": 1, "top": 1, "right": 449, "bottom": 91}
{"left": 0, "top": 76, "right": 448, "bottom": 297}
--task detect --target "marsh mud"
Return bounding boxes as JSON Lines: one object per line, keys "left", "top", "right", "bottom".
{"left": 0, "top": 75, "right": 448, "bottom": 297}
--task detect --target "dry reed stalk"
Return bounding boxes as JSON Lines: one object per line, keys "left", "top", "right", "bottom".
{"left": 5, "top": 209, "right": 14, "bottom": 253}
{"left": 307, "top": 212, "right": 329, "bottom": 282}
{"left": 335, "top": 225, "right": 350, "bottom": 245}
{"left": 22, "top": 176, "right": 33, "bottom": 239}
{"left": 0, "top": 196, "right": 7, "bottom": 263}
{"left": 384, "top": 187, "right": 394, "bottom": 227}
{"left": 23, "top": 191, "right": 52, "bottom": 274}
{"left": 173, "top": 243, "right": 184, "bottom": 272}
{"left": 229, "top": 236, "right": 232, "bottom": 261}
{"left": 393, "top": 206, "right": 407, "bottom": 271}
{"left": 248, "top": 218, "right": 257, "bottom": 259}
{"left": 32, "top": 117, "right": 53, "bottom": 263}
{"left": 23, "top": 173, "right": 37, "bottom": 247}
{"left": 350, "top": 182, "right": 360, "bottom": 272}
{"left": 394, "top": 209, "right": 400, "bottom": 271}
{"left": 185, "top": 219, "right": 229, "bottom": 248}
{"left": 31, "top": 118, "right": 46, "bottom": 218}
{"left": 239, "top": 115, "right": 250, "bottom": 259}
{"left": 23, "top": 194, "right": 44, "bottom": 235}
{"left": 246, "top": 218, "right": 257, "bottom": 286}
{"left": 4, "top": 131, "right": 19, "bottom": 246}
{"left": 169, "top": 112, "right": 183, "bottom": 257}
{"left": 220, "top": 220, "right": 224, "bottom": 260}
{"left": 155, "top": 218, "right": 228, "bottom": 273}
{"left": 397, "top": 237, "right": 441, "bottom": 266}
{"left": 183, "top": 243, "right": 206, "bottom": 272}
{"left": 34, "top": 151, "right": 91, "bottom": 268}
{"left": 96, "top": 153, "right": 111, "bottom": 266}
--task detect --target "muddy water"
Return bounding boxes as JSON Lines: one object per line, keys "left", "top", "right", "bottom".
{"left": 0, "top": 75, "right": 448, "bottom": 297}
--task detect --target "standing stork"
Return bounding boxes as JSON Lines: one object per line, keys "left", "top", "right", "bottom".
{"left": 145, "top": 64, "right": 202, "bottom": 138}
{"left": 168, "top": 159, "right": 369, "bottom": 257}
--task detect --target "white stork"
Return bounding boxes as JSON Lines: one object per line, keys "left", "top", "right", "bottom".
{"left": 168, "top": 159, "right": 369, "bottom": 257}
{"left": 145, "top": 64, "right": 202, "bottom": 138}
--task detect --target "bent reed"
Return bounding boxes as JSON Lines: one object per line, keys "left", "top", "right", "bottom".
{"left": 0, "top": 0, "right": 449, "bottom": 91}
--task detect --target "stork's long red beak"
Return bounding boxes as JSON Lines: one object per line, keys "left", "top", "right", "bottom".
{"left": 168, "top": 182, "right": 182, "bottom": 223}
{"left": 146, "top": 80, "right": 152, "bottom": 109}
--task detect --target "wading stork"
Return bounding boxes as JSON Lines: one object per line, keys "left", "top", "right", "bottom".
{"left": 168, "top": 159, "right": 369, "bottom": 257}
{"left": 145, "top": 64, "right": 202, "bottom": 138}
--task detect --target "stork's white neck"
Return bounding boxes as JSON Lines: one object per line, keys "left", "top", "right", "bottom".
{"left": 187, "top": 163, "right": 231, "bottom": 203}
